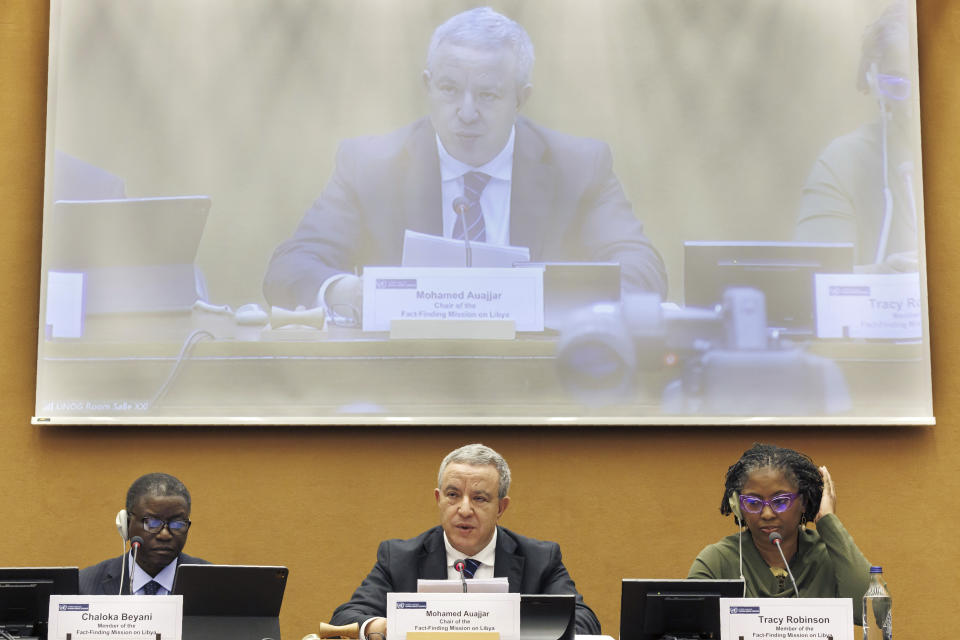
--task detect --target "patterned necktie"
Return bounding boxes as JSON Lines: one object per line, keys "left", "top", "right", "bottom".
{"left": 452, "top": 171, "right": 491, "bottom": 242}
{"left": 462, "top": 558, "right": 481, "bottom": 579}
{"left": 141, "top": 580, "right": 162, "bottom": 595}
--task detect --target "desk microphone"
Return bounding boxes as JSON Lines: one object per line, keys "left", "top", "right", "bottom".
{"left": 452, "top": 197, "right": 473, "bottom": 267}
{"left": 768, "top": 532, "right": 799, "bottom": 597}
{"left": 453, "top": 559, "right": 468, "bottom": 593}
{"left": 128, "top": 536, "right": 144, "bottom": 596}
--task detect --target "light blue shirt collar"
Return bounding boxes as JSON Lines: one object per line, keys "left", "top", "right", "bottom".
{"left": 128, "top": 552, "right": 178, "bottom": 595}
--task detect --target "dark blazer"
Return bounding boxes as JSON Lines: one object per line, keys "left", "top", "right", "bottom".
{"left": 264, "top": 116, "right": 667, "bottom": 309}
{"left": 78, "top": 552, "right": 210, "bottom": 595}
{"left": 329, "top": 525, "right": 601, "bottom": 635}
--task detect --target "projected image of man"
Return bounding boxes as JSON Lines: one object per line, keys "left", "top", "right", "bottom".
{"left": 263, "top": 7, "right": 667, "bottom": 315}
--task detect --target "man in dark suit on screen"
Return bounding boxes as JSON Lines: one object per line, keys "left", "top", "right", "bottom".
{"left": 263, "top": 7, "right": 666, "bottom": 318}
{"left": 79, "top": 473, "right": 209, "bottom": 595}
{"left": 329, "top": 443, "right": 601, "bottom": 638}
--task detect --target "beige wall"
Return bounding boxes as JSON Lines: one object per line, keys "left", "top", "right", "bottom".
{"left": 2, "top": 1, "right": 958, "bottom": 639}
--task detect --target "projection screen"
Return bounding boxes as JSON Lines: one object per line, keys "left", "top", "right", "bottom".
{"left": 34, "top": 0, "right": 933, "bottom": 425}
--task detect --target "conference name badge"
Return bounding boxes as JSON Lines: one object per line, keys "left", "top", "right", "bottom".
{"left": 362, "top": 267, "right": 544, "bottom": 333}
{"left": 48, "top": 594, "right": 182, "bottom": 640}
{"left": 386, "top": 592, "right": 520, "bottom": 640}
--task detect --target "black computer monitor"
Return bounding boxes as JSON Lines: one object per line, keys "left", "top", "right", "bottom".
{"left": 620, "top": 578, "right": 744, "bottom": 640}
{"left": 520, "top": 593, "right": 575, "bottom": 640}
{"left": 172, "top": 565, "right": 288, "bottom": 640}
{"left": 683, "top": 241, "right": 854, "bottom": 333}
{"left": 0, "top": 567, "right": 79, "bottom": 640}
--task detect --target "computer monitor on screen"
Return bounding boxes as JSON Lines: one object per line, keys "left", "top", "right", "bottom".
{"left": 620, "top": 578, "right": 744, "bottom": 640}
{"left": 683, "top": 241, "right": 854, "bottom": 334}
{"left": 46, "top": 196, "right": 212, "bottom": 315}
{"left": 0, "top": 567, "right": 79, "bottom": 640}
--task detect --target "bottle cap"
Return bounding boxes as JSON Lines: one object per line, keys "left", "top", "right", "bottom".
{"left": 869, "top": 566, "right": 883, "bottom": 573}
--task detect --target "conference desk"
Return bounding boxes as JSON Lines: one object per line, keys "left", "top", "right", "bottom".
{"left": 34, "top": 313, "right": 930, "bottom": 424}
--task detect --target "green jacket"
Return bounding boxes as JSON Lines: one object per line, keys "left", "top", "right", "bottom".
{"left": 687, "top": 514, "right": 872, "bottom": 622}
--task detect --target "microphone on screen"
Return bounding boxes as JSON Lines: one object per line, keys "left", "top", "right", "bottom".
{"left": 128, "top": 536, "right": 144, "bottom": 596}
{"left": 452, "top": 197, "right": 473, "bottom": 267}
{"left": 768, "top": 531, "right": 799, "bottom": 597}
{"left": 453, "top": 559, "right": 468, "bottom": 593}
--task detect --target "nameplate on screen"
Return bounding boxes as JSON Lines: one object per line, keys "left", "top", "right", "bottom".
{"left": 387, "top": 592, "right": 520, "bottom": 640}
{"left": 46, "top": 271, "right": 85, "bottom": 339}
{"left": 48, "top": 594, "right": 182, "bottom": 640}
{"left": 362, "top": 267, "right": 544, "bottom": 332}
{"left": 814, "top": 272, "right": 922, "bottom": 339}
{"left": 719, "top": 597, "right": 853, "bottom": 640}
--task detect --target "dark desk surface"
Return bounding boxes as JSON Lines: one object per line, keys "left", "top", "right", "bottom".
{"left": 35, "top": 315, "right": 931, "bottom": 424}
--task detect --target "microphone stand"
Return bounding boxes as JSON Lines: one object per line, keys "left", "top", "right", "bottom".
{"left": 454, "top": 560, "right": 468, "bottom": 593}
{"left": 769, "top": 533, "right": 799, "bottom": 597}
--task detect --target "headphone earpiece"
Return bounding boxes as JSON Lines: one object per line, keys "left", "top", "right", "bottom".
{"left": 728, "top": 493, "right": 743, "bottom": 525}
{"left": 866, "top": 61, "right": 880, "bottom": 99}
{"left": 115, "top": 509, "right": 129, "bottom": 541}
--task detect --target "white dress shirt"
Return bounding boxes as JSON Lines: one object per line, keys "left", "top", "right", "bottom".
{"left": 437, "top": 127, "right": 515, "bottom": 247}
{"left": 442, "top": 528, "right": 498, "bottom": 580}
{"left": 318, "top": 127, "right": 517, "bottom": 312}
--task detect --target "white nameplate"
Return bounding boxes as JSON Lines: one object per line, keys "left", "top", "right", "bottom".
{"left": 720, "top": 597, "right": 853, "bottom": 640}
{"left": 362, "top": 267, "right": 544, "bottom": 332}
{"left": 814, "top": 272, "right": 922, "bottom": 339}
{"left": 48, "top": 594, "right": 182, "bottom": 640}
{"left": 387, "top": 592, "right": 520, "bottom": 640}
{"left": 417, "top": 577, "right": 509, "bottom": 593}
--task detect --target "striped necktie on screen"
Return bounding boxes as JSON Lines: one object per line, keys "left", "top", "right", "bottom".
{"left": 462, "top": 558, "right": 481, "bottom": 578}
{"left": 452, "top": 171, "right": 492, "bottom": 243}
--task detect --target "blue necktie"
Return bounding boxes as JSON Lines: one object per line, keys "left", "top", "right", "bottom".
{"left": 452, "top": 172, "right": 491, "bottom": 242}
{"left": 462, "top": 558, "right": 481, "bottom": 579}
{"left": 141, "top": 580, "right": 162, "bottom": 595}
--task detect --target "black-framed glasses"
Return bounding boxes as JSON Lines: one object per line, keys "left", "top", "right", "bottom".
{"left": 738, "top": 492, "right": 798, "bottom": 515}
{"left": 132, "top": 514, "right": 191, "bottom": 534}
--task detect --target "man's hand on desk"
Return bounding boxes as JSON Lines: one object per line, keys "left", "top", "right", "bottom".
{"left": 364, "top": 617, "right": 387, "bottom": 640}
{"left": 324, "top": 274, "right": 364, "bottom": 326}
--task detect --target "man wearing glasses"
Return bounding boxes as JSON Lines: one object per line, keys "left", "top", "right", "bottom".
{"left": 79, "top": 473, "right": 209, "bottom": 595}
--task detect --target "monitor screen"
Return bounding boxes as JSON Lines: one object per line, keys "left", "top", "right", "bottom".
{"left": 620, "top": 578, "right": 744, "bottom": 640}
{"left": 683, "top": 241, "right": 855, "bottom": 333}
{"left": 171, "top": 565, "right": 288, "bottom": 617}
{"left": 0, "top": 568, "right": 79, "bottom": 640}
{"left": 520, "top": 593, "right": 575, "bottom": 640}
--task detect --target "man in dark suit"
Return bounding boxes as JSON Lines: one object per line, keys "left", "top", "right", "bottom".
{"left": 330, "top": 444, "right": 601, "bottom": 637}
{"left": 263, "top": 7, "right": 666, "bottom": 314}
{"left": 80, "top": 473, "right": 209, "bottom": 595}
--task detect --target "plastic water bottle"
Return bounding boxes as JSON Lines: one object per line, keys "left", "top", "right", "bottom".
{"left": 862, "top": 566, "right": 892, "bottom": 640}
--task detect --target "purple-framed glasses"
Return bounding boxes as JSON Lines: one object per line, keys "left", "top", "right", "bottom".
{"left": 877, "top": 74, "right": 911, "bottom": 101}
{"left": 738, "top": 492, "right": 798, "bottom": 514}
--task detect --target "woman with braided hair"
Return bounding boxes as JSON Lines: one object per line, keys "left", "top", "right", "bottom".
{"left": 688, "top": 443, "right": 872, "bottom": 621}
